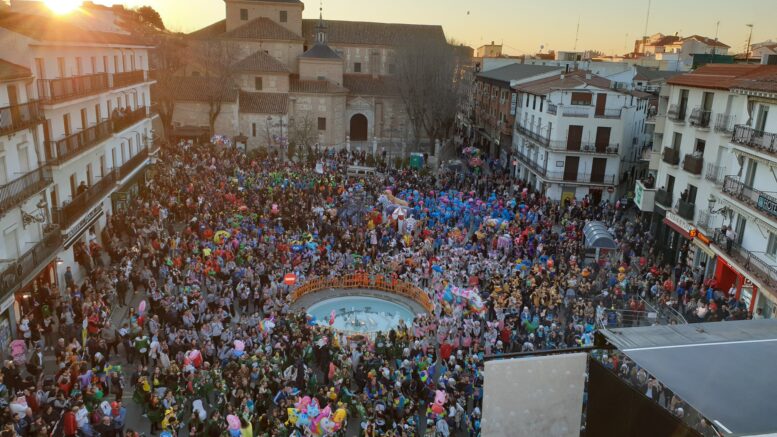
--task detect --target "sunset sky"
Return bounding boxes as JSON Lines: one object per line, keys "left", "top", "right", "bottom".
{"left": 93, "top": 0, "right": 776, "bottom": 55}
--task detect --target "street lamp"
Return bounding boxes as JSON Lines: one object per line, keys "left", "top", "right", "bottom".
{"left": 707, "top": 194, "right": 734, "bottom": 224}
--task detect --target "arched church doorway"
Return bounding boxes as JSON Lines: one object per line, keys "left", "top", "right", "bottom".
{"left": 349, "top": 114, "right": 368, "bottom": 141}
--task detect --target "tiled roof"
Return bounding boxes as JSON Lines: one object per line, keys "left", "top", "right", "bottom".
{"left": 343, "top": 74, "right": 399, "bottom": 96}
{"left": 515, "top": 70, "right": 612, "bottom": 95}
{"left": 634, "top": 66, "right": 683, "bottom": 82}
{"left": 170, "top": 76, "right": 238, "bottom": 103}
{"left": 0, "top": 12, "right": 150, "bottom": 46}
{"left": 301, "top": 19, "right": 446, "bottom": 46}
{"left": 188, "top": 19, "right": 226, "bottom": 40}
{"left": 223, "top": 17, "right": 303, "bottom": 41}
{"left": 232, "top": 51, "right": 289, "bottom": 73}
{"left": 239, "top": 91, "right": 288, "bottom": 114}
{"left": 477, "top": 64, "right": 562, "bottom": 84}
{"left": 301, "top": 44, "right": 342, "bottom": 60}
{"left": 730, "top": 66, "right": 777, "bottom": 94}
{"left": 683, "top": 35, "right": 731, "bottom": 49}
{"left": 667, "top": 64, "right": 774, "bottom": 90}
{"left": 0, "top": 59, "right": 32, "bottom": 81}
{"left": 649, "top": 35, "right": 682, "bottom": 47}
{"left": 290, "top": 75, "right": 348, "bottom": 94}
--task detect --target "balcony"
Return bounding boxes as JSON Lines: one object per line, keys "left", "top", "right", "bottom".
{"left": 0, "top": 226, "right": 62, "bottom": 300}
{"left": 563, "top": 141, "right": 620, "bottom": 155}
{"left": 714, "top": 114, "right": 735, "bottom": 135}
{"left": 37, "top": 73, "right": 110, "bottom": 104}
{"left": 732, "top": 125, "right": 777, "bottom": 156}
{"left": 0, "top": 167, "right": 52, "bottom": 217}
{"left": 677, "top": 199, "right": 695, "bottom": 221}
{"left": 662, "top": 147, "right": 680, "bottom": 165}
{"left": 634, "top": 179, "right": 657, "bottom": 212}
{"left": 45, "top": 119, "right": 112, "bottom": 165}
{"left": 547, "top": 103, "right": 557, "bottom": 115}
{"left": 514, "top": 149, "right": 547, "bottom": 177}
{"left": 689, "top": 108, "right": 711, "bottom": 128}
{"left": 112, "top": 106, "right": 148, "bottom": 134}
{"left": 655, "top": 189, "right": 672, "bottom": 207}
{"left": 560, "top": 106, "right": 591, "bottom": 118}
{"left": 667, "top": 104, "right": 685, "bottom": 123}
{"left": 682, "top": 154, "right": 704, "bottom": 176}
{"left": 0, "top": 100, "right": 44, "bottom": 135}
{"left": 52, "top": 171, "right": 117, "bottom": 228}
{"left": 722, "top": 175, "right": 777, "bottom": 223}
{"left": 705, "top": 163, "right": 725, "bottom": 185}
{"left": 594, "top": 108, "right": 622, "bottom": 119}
{"left": 515, "top": 124, "right": 550, "bottom": 147}
{"left": 116, "top": 148, "right": 149, "bottom": 180}
{"left": 544, "top": 171, "right": 617, "bottom": 185}
{"left": 111, "top": 70, "right": 147, "bottom": 89}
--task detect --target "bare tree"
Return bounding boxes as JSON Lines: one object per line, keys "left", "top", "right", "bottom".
{"left": 394, "top": 39, "right": 463, "bottom": 148}
{"left": 289, "top": 114, "right": 318, "bottom": 151}
{"left": 149, "top": 35, "right": 187, "bottom": 139}
{"left": 191, "top": 39, "right": 238, "bottom": 136}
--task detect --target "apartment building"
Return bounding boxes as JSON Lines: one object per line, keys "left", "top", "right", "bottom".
{"left": 0, "top": 11, "right": 156, "bottom": 337}
{"left": 643, "top": 64, "right": 777, "bottom": 318}
{"left": 468, "top": 64, "right": 561, "bottom": 161}
{"left": 511, "top": 70, "right": 650, "bottom": 203}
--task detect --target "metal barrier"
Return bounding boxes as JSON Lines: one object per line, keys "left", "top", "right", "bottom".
{"left": 290, "top": 273, "right": 435, "bottom": 314}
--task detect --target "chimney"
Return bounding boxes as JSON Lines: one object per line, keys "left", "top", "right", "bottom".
{"left": 491, "top": 41, "right": 495, "bottom": 46}
{"left": 560, "top": 74, "right": 565, "bottom": 80}
{"left": 585, "top": 73, "right": 592, "bottom": 80}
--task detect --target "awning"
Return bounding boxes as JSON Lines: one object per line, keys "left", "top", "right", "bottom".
{"left": 583, "top": 221, "right": 618, "bottom": 249}
{"left": 662, "top": 217, "right": 693, "bottom": 239}
{"left": 598, "top": 320, "right": 777, "bottom": 436}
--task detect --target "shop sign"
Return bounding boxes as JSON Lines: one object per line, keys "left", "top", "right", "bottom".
{"left": 64, "top": 205, "right": 103, "bottom": 248}
{"left": 757, "top": 194, "right": 777, "bottom": 218}
{"left": 634, "top": 183, "right": 644, "bottom": 206}
{"left": 696, "top": 231, "right": 711, "bottom": 245}
{"left": 510, "top": 92, "right": 518, "bottom": 116}
{"left": 666, "top": 211, "right": 694, "bottom": 234}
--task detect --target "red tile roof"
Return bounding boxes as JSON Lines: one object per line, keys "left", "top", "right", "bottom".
{"left": 343, "top": 74, "right": 399, "bottom": 96}
{"left": 301, "top": 19, "right": 446, "bottom": 47}
{"left": 232, "top": 51, "right": 289, "bottom": 73}
{"left": 222, "top": 17, "right": 303, "bottom": 42}
{"left": 290, "top": 75, "right": 348, "bottom": 94}
{"left": 239, "top": 91, "right": 288, "bottom": 114}
{"left": 667, "top": 64, "right": 774, "bottom": 90}
{"left": 0, "top": 59, "right": 32, "bottom": 81}
{"left": 188, "top": 19, "right": 226, "bottom": 40}
{"left": 730, "top": 66, "right": 777, "bottom": 94}
{"left": 169, "top": 76, "right": 238, "bottom": 103}
{"left": 0, "top": 11, "right": 150, "bottom": 46}
{"left": 514, "top": 70, "right": 612, "bottom": 95}
{"left": 683, "top": 35, "right": 730, "bottom": 49}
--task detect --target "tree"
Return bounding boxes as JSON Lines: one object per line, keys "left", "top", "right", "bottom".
{"left": 135, "top": 6, "right": 165, "bottom": 31}
{"left": 289, "top": 115, "right": 318, "bottom": 151}
{"left": 191, "top": 39, "right": 238, "bottom": 137}
{"left": 394, "top": 39, "right": 462, "bottom": 149}
{"left": 150, "top": 35, "right": 187, "bottom": 139}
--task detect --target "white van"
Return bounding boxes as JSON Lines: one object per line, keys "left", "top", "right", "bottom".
{"left": 347, "top": 165, "right": 378, "bottom": 178}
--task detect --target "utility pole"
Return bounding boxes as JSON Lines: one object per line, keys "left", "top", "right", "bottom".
{"left": 712, "top": 21, "right": 720, "bottom": 56}
{"left": 573, "top": 16, "right": 580, "bottom": 51}
{"left": 745, "top": 24, "right": 754, "bottom": 63}
{"left": 642, "top": 0, "right": 652, "bottom": 54}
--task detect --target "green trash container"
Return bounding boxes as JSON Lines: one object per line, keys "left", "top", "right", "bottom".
{"left": 409, "top": 153, "right": 424, "bottom": 169}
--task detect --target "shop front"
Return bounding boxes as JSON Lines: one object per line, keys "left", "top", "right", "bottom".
{"left": 711, "top": 245, "right": 777, "bottom": 318}
{"left": 691, "top": 230, "right": 717, "bottom": 281}
{"left": 660, "top": 211, "right": 695, "bottom": 268}
{"left": 111, "top": 167, "right": 149, "bottom": 212}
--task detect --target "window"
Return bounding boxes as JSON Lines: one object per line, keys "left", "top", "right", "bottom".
{"left": 672, "top": 132, "right": 682, "bottom": 149}
{"left": 252, "top": 123, "right": 257, "bottom": 137}
{"left": 767, "top": 232, "right": 777, "bottom": 259}
{"left": 388, "top": 63, "right": 396, "bottom": 74}
{"left": 571, "top": 92, "right": 592, "bottom": 105}
{"left": 255, "top": 77, "right": 263, "bottom": 91}
{"left": 76, "top": 57, "right": 82, "bottom": 75}
{"left": 318, "top": 117, "right": 327, "bottom": 131}
{"left": 354, "top": 62, "right": 362, "bottom": 73}
{"left": 35, "top": 58, "right": 45, "bottom": 78}
{"left": 103, "top": 56, "right": 109, "bottom": 73}
{"left": 240, "top": 8, "right": 248, "bottom": 20}
{"left": 280, "top": 10, "right": 287, "bottom": 23}
{"left": 90, "top": 57, "right": 97, "bottom": 74}
{"left": 57, "top": 57, "right": 65, "bottom": 77}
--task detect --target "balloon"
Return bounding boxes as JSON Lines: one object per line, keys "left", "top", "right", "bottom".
{"left": 297, "top": 412, "right": 311, "bottom": 427}
{"left": 234, "top": 340, "right": 245, "bottom": 352}
{"left": 226, "top": 414, "right": 240, "bottom": 430}
{"left": 431, "top": 404, "right": 444, "bottom": 415}
{"left": 329, "top": 310, "right": 336, "bottom": 326}
{"left": 333, "top": 407, "right": 346, "bottom": 423}
{"left": 287, "top": 408, "right": 300, "bottom": 425}
{"left": 138, "top": 300, "right": 146, "bottom": 315}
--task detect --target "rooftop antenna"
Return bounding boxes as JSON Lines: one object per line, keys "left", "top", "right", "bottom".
{"left": 712, "top": 21, "right": 720, "bottom": 56}
{"left": 573, "top": 16, "right": 581, "bottom": 51}
{"left": 745, "top": 24, "right": 754, "bottom": 63}
{"left": 641, "top": 0, "right": 651, "bottom": 54}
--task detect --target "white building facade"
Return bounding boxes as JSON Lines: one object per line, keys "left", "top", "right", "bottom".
{"left": 0, "top": 11, "right": 157, "bottom": 338}
{"left": 646, "top": 64, "right": 777, "bottom": 318}
{"left": 511, "top": 70, "right": 650, "bottom": 204}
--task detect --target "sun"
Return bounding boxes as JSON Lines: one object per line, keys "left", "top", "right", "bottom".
{"left": 44, "top": 0, "right": 83, "bottom": 15}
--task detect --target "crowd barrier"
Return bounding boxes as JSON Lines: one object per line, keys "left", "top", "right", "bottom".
{"left": 290, "top": 273, "right": 435, "bottom": 314}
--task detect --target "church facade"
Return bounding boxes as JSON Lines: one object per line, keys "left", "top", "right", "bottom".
{"left": 171, "top": 0, "right": 447, "bottom": 152}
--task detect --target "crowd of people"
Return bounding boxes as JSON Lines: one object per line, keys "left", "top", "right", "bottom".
{"left": 0, "top": 136, "right": 753, "bottom": 437}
